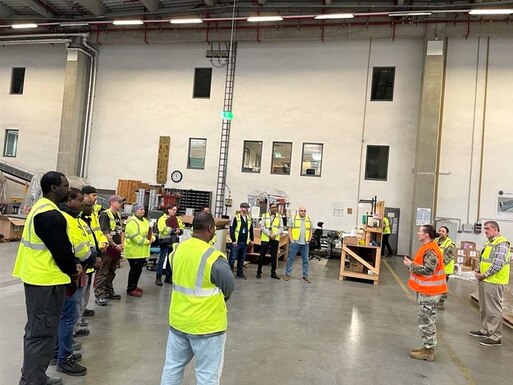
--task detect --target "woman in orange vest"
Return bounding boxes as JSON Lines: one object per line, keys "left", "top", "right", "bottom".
{"left": 403, "top": 224, "right": 447, "bottom": 362}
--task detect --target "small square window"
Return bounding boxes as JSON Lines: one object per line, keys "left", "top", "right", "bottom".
{"left": 301, "top": 143, "right": 323, "bottom": 177}
{"left": 10, "top": 68, "right": 26, "bottom": 95}
{"left": 242, "top": 141, "right": 262, "bottom": 173}
{"left": 271, "top": 142, "right": 292, "bottom": 175}
{"left": 193, "top": 68, "right": 213, "bottom": 98}
{"left": 187, "top": 138, "right": 207, "bottom": 169}
{"left": 3, "top": 129, "right": 19, "bottom": 157}
{"left": 371, "top": 67, "right": 395, "bottom": 101}
{"left": 365, "top": 145, "right": 389, "bottom": 181}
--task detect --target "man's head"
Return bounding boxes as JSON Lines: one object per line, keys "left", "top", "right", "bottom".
{"left": 484, "top": 221, "right": 500, "bottom": 239}
{"left": 133, "top": 203, "right": 145, "bottom": 219}
{"left": 81, "top": 200, "right": 93, "bottom": 216}
{"left": 108, "top": 195, "right": 125, "bottom": 211}
{"left": 66, "top": 188, "right": 84, "bottom": 212}
{"left": 192, "top": 212, "right": 216, "bottom": 243}
{"left": 240, "top": 202, "right": 250, "bottom": 214}
{"left": 81, "top": 185, "right": 97, "bottom": 205}
{"left": 269, "top": 203, "right": 278, "bottom": 215}
{"left": 298, "top": 206, "right": 307, "bottom": 218}
{"left": 202, "top": 205, "right": 211, "bottom": 214}
{"left": 41, "top": 171, "right": 69, "bottom": 204}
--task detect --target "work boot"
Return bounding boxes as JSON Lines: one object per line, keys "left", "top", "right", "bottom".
{"left": 83, "top": 309, "right": 95, "bottom": 316}
{"left": 156, "top": 276, "right": 163, "bottom": 286}
{"left": 73, "top": 328, "right": 90, "bottom": 337}
{"left": 410, "top": 346, "right": 424, "bottom": 353}
{"left": 410, "top": 347, "right": 435, "bottom": 361}
{"left": 437, "top": 302, "right": 445, "bottom": 310}
{"left": 95, "top": 296, "right": 108, "bottom": 306}
{"left": 46, "top": 376, "right": 63, "bottom": 385}
{"left": 72, "top": 340, "right": 82, "bottom": 351}
{"left": 56, "top": 357, "right": 87, "bottom": 376}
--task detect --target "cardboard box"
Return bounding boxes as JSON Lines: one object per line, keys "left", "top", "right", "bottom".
{"left": 349, "top": 262, "right": 365, "bottom": 273}
{"left": 343, "top": 236, "right": 358, "bottom": 245}
{"left": 460, "top": 241, "right": 476, "bottom": 250}
{"left": 468, "top": 250, "right": 480, "bottom": 258}
{"left": 0, "top": 216, "right": 25, "bottom": 239}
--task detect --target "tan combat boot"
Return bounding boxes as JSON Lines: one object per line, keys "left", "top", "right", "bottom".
{"left": 437, "top": 301, "right": 445, "bottom": 310}
{"left": 410, "top": 347, "right": 435, "bottom": 361}
{"left": 410, "top": 346, "right": 424, "bottom": 353}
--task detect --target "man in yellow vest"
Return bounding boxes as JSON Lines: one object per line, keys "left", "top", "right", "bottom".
{"left": 381, "top": 215, "right": 393, "bottom": 257}
{"left": 12, "top": 171, "right": 78, "bottom": 385}
{"left": 257, "top": 202, "right": 283, "bottom": 279}
{"left": 229, "top": 202, "right": 254, "bottom": 279}
{"left": 161, "top": 212, "right": 234, "bottom": 385}
{"left": 470, "top": 221, "right": 510, "bottom": 347}
{"left": 284, "top": 206, "right": 312, "bottom": 283}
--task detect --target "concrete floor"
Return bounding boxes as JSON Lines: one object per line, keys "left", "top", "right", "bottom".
{"left": 1, "top": 242, "right": 512, "bottom": 385}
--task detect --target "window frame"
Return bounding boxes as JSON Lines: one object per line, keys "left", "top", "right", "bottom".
{"left": 3, "top": 129, "right": 19, "bottom": 157}
{"left": 10, "top": 67, "right": 26, "bottom": 95}
{"left": 192, "top": 67, "right": 213, "bottom": 99}
{"left": 241, "top": 140, "right": 263, "bottom": 173}
{"left": 300, "top": 142, "right": 323, "bottom": 177}
{"left": 370, "top": 66, "right": 395, "bottom": 102}
{"left": 364, "top": 145, "right": 390, "bottom": 181}
{"left": 270, "top": 141, "right": 292, "bottom": 175}
{"left": 187, "top": 137, "right": 207, "bottom": 170}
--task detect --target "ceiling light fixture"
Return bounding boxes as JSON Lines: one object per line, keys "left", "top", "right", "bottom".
{"left": 247, "top": 16, "right": 283, "bottom": 22}
{"left": 113, "top": 20, "right": 144, "bottom": 26}
{"left": 11, "top": 23, "right": 38, "bottom": 29}
{"left": 170, "top": 18, "right": 203, "bottom": 24}
{"left": 389, "top": 12, "right": 433, "bottom": 17}
{"left": 59, "top": 22, "right": 90, "bottom": 27}
{"left": 469, "top": 9, "right": 513, "bottom": 15}
{"left": 315, "top": 13, "right": 354, "bottom": 20}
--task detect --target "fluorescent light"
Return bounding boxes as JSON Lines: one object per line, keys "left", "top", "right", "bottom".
{"left": 315, "top": 13, "right": 354, "bottom": 20}
{"left": 170, "top": 18, "right": 203, "bottom": 24}
{"left": 11, "top": 23, "right": 38, "bottom": 29}
{"left": 389, "top": 12, "right": 432, "bottom": 17}
{"left": 247, "top": 16, "right": 283, "bottom": 22}
{"left": 469, "top": 9, "right": 513, "bottom": 15}
{"left": 113, "top": 20, "right": 143, "bottom": 26}
{"left": 60, "top": 22, "right": 89, "bottom": 27}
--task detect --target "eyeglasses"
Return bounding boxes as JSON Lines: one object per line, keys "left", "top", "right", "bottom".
{"left": 299, "top": 210, "right": 306, "bottom": 212}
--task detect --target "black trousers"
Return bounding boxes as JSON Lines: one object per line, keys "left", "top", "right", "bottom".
{"left": 257, "top": 240, "right": 279, "bottom": 275}
{"left": 20, "top": 284, "right": 66, "bottom": 385}
{"left": 381, "top": 234, "right": 393, "bottom": 256}
{"left": 127, "top": 258, "right": 146, "bottom": 292}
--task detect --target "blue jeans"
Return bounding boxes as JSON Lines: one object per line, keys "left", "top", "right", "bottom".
{"left": 229, "top": 243, "right": 248, "bottom": 276}
{"left": 157, "top": 244, "right": 171, "bottom": 278}
{"left": 161, "top": 330, "right": 226, "bottom": 385}
{"left": 285, "top": 242, "right": 309, "bottom": 278}
{"left": 55, "top": 287, "right": 83, "bottom": 364}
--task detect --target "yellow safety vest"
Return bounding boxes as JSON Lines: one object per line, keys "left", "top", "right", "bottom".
{"left": 436, "top": 236, "right": 455, "bottom": 275}
{"left": 90, "top": 211, "right": 108, "bottom": 246}
{"left": 103, "top": 209, "right": 122, "bottom": 233}
{"left": 12, "top": 198, "right": 71, "bottom": 286}
{"left": 157, "top": 214, "right": 185, "bottom": 240}
{"left": 480, "top": 235, "right": 511, "bottom": 285}
{"left": 61, "top": 211, "right": 92, "bottom": 262}
{"left": 80, "top": 215, "right": 97, "bottom": 274}
{"left": 383, "top": 217, "right": 391, "bottom": 235}
{"left": 124, "top": 216, "right": 153, "bottom": 259}
{"left": 290, "top": 215, "right": 311, "bottom": 242}
{"left": 233, "top": 213, "right": 252, "bottom": 244}
{"left": 260, "top": 213, "right": 282, "bottom": 242}
{"left": 169, "top": 237, "right": 227, "bottom": 335}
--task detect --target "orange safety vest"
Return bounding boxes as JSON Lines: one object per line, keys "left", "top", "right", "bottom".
{"left": 408, "top": 241, "right": 448, "bottom": 295}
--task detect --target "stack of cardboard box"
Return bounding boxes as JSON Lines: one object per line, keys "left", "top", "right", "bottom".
{"left": 455, "top": 241, "right": 480, "bottom": 271}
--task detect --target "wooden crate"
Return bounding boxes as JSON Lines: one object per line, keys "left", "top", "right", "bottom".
{"left": 117, "top": 179, "right": 141, "bottom": 203}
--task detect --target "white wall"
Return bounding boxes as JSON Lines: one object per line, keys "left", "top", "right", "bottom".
{"left": 0, "top": 45, "right": 66, "bottom": 171}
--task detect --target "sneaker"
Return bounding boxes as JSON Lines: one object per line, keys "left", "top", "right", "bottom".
{"left": 302, "top": 276, "right": 311, "bottom": 283}
{"left": 469, "top": 330, "right": 490, "bottom": 338}
{"left": 236, "top": 273, "right": 247, "bottom": 280}
{"left": 79, "top": 319, "right": 89, "bottom": 327}
{"left": 56, "top": 358, "right": 87, "bottom": 376}
{"left": 256, "top": 273, "right": 261, "bottom": 279}
{"left": 46, "top": 376, "right": 63, "bottom": 385}
{"left": 95, "top": 296, "right": 108, "bottom": 306}
{"left": 156, "top": 277, "right": 163, "bottom": 286}
{"left": 83, "top": 309, "right": 95, "bottom": 317}
{"left": 72, "top": 340, "right": 82, "bottom": 351}
{"left": 284, "top": 275, "right": 291, "bottom": 281}
{"left": 479, "top": 337, "right": 502, "bottom": 347}
{"left": 271, "top": 273, "right": 280, "bottom": 280}
{"left": 135, "top": 287, "right": 143, "bottom": 293}
{"left": 106, "top": 292, "right": 121, "bottom": 300}
{"left": 50, "top": 353, "right": 82, "bottom": 366}
{"left": 73, "top": 328, "right": 90, "bottom": 337}
{"left": 127, "top": 289, "right": 142, "bottom": 297}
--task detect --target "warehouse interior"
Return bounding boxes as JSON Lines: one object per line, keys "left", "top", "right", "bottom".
{"left": 1, "top": 1, "right": 513, "bottom": 384}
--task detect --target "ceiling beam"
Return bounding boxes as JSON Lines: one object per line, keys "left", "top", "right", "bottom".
{"left": 74, "top": 0, "right": 107, "bottom": 17}
{"left": 0, "top": 1, "right": 16, "bottom": 17}
{"left": 324, "top": 0, "right": 333, "bottom": 5}
{"left": 140, "top": 0, "right": 161, "bottom": 12}
{"left": 18, "top": 0, "right": 56, "bottom": 17}
{"left": 204, "top": 0, "right": 218, "bottom": 6}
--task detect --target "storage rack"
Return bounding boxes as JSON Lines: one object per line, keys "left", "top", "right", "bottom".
{"left": 162, "top": 188, "right": 212, "bottom": 216}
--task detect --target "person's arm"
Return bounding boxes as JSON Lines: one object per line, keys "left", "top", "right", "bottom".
{"left": 409, "top": 249, "right": 439, "bottom": 275}
{"left": 443, "top": 243, "right": 456, "bottom": 266}
{"left": 307, "top": 217, "right": 313, "bottom": 242}
{"left": 481, "top": 242, "right": 509, "bottom": 278}
{"left": 33, "top": 211, "right": 79, "bottom": 277}
{"left": 210, "top": 255, "right": 235, "bottom": 300}
{"left": 249, "top": 220, "right": 254, "bottom": 243}
{"left": 277, "top": 216, "right": 284, "bottom": 236}
{"left": 260, "top": 218, "right": 271, "bottom": 236}
{"left": 230, "top": 217, "right": 237, "bottom": 244}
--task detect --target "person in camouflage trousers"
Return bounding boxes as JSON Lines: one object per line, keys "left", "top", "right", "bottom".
{"left": 404, "top": 225, "right": 447, "bottom": 361}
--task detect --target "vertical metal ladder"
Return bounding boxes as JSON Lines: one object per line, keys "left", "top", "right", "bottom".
{"left": 214, "top": 42, "right": 238, "bottom": 217}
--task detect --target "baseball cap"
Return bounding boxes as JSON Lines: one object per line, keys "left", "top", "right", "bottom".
{"left": 240, "top": 202, "right": 250, "bottom": 208}
{"left": 81, "top": 185, "right": 97, "bottom": 194}
{"left": 109, "top": 195, "right": 125, "bottom": 203}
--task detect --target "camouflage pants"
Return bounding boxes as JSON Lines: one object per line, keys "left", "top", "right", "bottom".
{"left": 440, "top": 275, "right": 450, "bottom": 302}
{"left": 417, "top": 293, "right": 440, "bottom": 349}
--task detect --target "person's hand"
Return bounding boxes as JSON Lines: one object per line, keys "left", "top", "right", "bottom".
{"left": 94, "top": 257, "right": 103, "bottom": 270}
{"left": 99, "top": 243, "right": 108, "bottom": 252}
{"left": 474, "top": 271, "right": 485, "bottom": 281}
{"left": 249, "top": 241, "right": 254, "bottom": 246}
{"left": 76, "top": 264, "right": 83, "bottom": 274}
{"left": 270, "top": 234, "right": 276, "bottom": 240}
{"left": 115, "top": 244, "right": 123, "bottom": 251}
{"left": 403, "top": 256, "right": 412, "bottom": 267}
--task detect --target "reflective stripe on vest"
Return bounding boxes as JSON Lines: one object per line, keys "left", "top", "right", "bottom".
{"left": 172, "top": 248, "right": 221, "bottom": 297}
{"left": 234, "top": 213, "right": 252, "bottom": 244}
{"left": 260, "top": 213, "right": 281, "bottom": 242}
{"left": 408, "top": 241, "right": 448, "bottom": 295}
{"left": 480, "top": 235, "right": 511, "bottom": 285}
{"left": 62, "top": 211, "right": 92, "bottom": 261}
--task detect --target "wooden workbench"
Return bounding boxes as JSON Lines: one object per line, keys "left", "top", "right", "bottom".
{"left": 247, "top": 233, "right": 290, "bottom": 262}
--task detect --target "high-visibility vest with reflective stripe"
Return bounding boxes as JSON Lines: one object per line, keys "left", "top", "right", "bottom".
{"left": 260, "top": 213, "right": 281, "bottom": 242}
{"left": 61, "top": 211, "right": 92, "bottom": 262}
{"left": 157, "top": 214, "right": 184, "bottom": 240}
{"left": 436, "top": 236, "right": 455, "bottom": 275}
{"left": 233, "top": 213, "right": 252, "bottom": 244}
{"left": 383, "top": 217, "right": 391, "bottom": 235}
{"left": 80, "top": 217, "right": 96, "bottom": 274}
{"left": 290, "top": 215, "right": 311, "bottom": 242}
{"left": 169, "top": 237, "right": 227, "bottom": 335}
{"left": 12, "top": 198, "right": 71, "bottom": 285}
{"left": 480, "top": 235, "right": 511, "bottom": 285}
{"left": 408, "top": 241, "right": 448, "bottom": 295}
{"left": 124, "top": 216, "right": 152, "bottom": 259}
{"left": 103, "top": 209, "right": 122, "bottom": 232}
{"left": 90, "top": 211, "right": 108, "bottom": 246}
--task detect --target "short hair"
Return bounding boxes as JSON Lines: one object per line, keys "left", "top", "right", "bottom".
{"left": 439, "top": 226, "right": 449, "bottom": 234}
{"left": 81, "top": 185, "right": 97, "bottom": 194}
{"left": 192, "top": 212, "right": 215, "bottom": 231}
{"left": 421, "top": 224, "right": 438, "bottom": 240}
{"left": 484, "top": 221, "right": 500, "bottom": 232}
{"left": 40, "top": 171, "right": 66, "bottom": 194}
{"left": 69, "top": 187, "right": 83, "bottom": 200}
